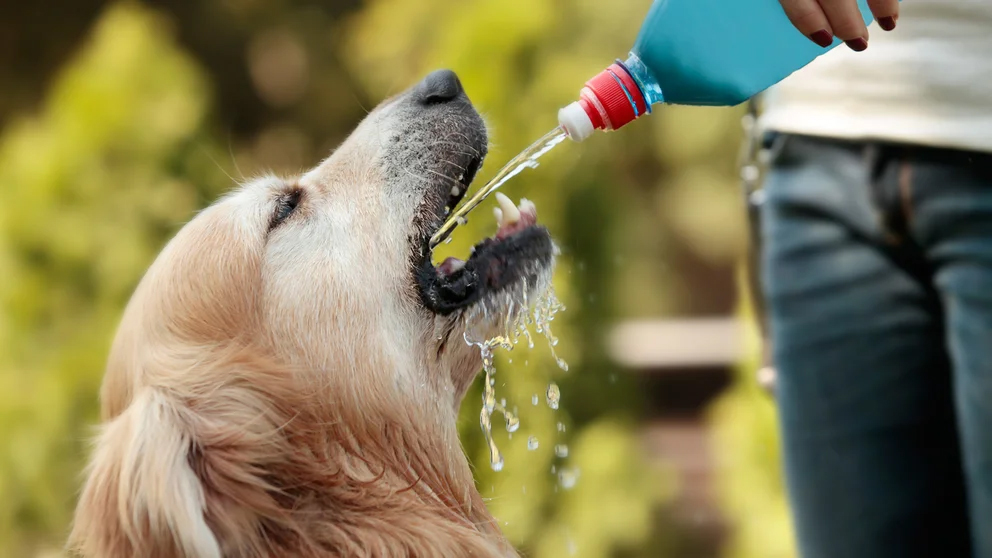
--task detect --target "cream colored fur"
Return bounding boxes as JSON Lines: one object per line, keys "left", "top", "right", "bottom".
{"left": 69, "top": 93, "right": 513, "bottom": 557}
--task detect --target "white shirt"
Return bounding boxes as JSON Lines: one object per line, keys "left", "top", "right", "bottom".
{"left": 759, "top": 0, "right": 992, "bottom": 153}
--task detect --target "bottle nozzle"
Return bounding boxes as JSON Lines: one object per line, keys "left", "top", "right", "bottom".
{"left": 558, "top": 102, "right": 595, "bottom": 142}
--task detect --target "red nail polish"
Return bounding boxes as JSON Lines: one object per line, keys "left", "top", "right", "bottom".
{"left": 878, "top": 16, "right": 896, "bottom": 31}
{"left": 810, "top": 30, "right": 833, "bottom": 48}
{"left": 845, "top": 37, "right": 868, "bottom": 52}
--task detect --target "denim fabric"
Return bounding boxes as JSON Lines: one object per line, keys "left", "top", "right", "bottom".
{"left": 762, "top": 134, "right": 992, "bottom": 558}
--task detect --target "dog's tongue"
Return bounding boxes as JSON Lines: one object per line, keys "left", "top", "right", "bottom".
{"left": 493, "top": 192, "right": 537, "bottom": 240}
{"left": 438, "top": 256, "right": 466, "bottom": 275}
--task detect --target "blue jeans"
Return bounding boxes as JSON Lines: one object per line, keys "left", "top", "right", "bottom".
{"left": 761, "top": 134, "right": 992, "bottom": 558}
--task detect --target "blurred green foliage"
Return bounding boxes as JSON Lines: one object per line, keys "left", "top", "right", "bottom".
{"left": 0, "top": 1, "right": 791, "bottom": 556}
{"left": 709, "top": 275, "right": 796, "bottom": 558}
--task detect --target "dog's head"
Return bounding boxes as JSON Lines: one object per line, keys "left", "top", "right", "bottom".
{"left": 70, "top": 70, "right": 553, "bottom": 557}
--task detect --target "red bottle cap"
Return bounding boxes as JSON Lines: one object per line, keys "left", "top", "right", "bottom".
{"left": 582, "top": 63, "right": 647, "bottom": 131}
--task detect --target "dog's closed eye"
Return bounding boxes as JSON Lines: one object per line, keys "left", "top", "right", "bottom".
{"left": 270, "top": 188, "right": 303, "bottom": 231}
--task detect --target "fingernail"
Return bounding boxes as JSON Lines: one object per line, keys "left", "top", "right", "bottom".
{"left": 878, "top": 16, "right": 896, "bottom": 31}
{"left": 845, "top": 37, "right": 868, "bottom": 52}
{"left": 810, "top": 30, "right": 833, "bottom": 48}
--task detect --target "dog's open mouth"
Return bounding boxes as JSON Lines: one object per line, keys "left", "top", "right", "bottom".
{"left": 415, "top": 154, "right": 555, "bottom": 316}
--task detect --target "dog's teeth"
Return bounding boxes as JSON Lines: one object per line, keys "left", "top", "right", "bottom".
{"left": 448, "top": 258, "right": 466, "bottom": 273}
{"left": 458, "top": 172, "right": 465, "bottom": 182}
{"left": 444, "top": 206, "right": 450, "bottom": 215}
{"left": 519, "top": 197, "right": 537, "bottom": 216}
{"left": 495, "top": 192, "right": 520, "bottom": 224}
{"left": 494, "top": 207, "right": 504, "bottom": 226}
{"left": 451, "top": 186, "right": 460, "bottom": 197}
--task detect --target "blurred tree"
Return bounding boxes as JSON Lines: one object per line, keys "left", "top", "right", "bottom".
{"left": 708, "top": 276, "right": 796, "bottom": 558}
{"left": 0, "top": 1, "right": 106, "bottom": 129}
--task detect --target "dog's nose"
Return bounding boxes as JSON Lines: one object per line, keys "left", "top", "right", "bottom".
{"left": 414, "top": 69, "right": 464, "bottom": 104}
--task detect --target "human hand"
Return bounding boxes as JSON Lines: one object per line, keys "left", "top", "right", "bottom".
{"left": 778, "top": 0, "right": 898, "bottom": 52}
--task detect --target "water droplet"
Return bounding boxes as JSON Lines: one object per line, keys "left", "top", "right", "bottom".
{"left": 531, "top": 394, "right": 539, "bottom": 406}
{"left": 505, "top": 413, "right": 520, "bottom": 433}
{"left": 527, "top": 436, "right": 539, "bottom": 450}
{"left": 546, "top": 382, "right": 560, "bottom": 410}
{"left": 557, "top": 422, "right": 566, "bottom": 433}
{"left": 554, "top": 444, "right": 569, "bottom": 458}
{"left": 558, "top": 468, "right": 579, "bottom": 490}
{"left": 490, "top": 455, "right": 504, "bottom": 472}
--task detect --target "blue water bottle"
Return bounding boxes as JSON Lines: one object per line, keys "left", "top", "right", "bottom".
{"left": 558, "top": 0, "right": 875, "bottom": 141}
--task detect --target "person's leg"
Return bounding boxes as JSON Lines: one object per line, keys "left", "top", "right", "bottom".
{"left": 915, "top": 148, "right": 992, "bottom": 556}
{"left": 761, "top": 135, "right": 971, "bottom": 558}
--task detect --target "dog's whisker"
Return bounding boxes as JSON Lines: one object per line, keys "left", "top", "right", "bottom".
{"left": 439, "top": 159, "right": 468, "bottom": 172}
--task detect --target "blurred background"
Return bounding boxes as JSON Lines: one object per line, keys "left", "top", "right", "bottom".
{"left": 0, "top": 1, "right": 793, "bottom": 556}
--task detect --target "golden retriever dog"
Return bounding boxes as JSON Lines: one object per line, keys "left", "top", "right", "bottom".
{"left": 69, "top": 70, "right": 554, "bottom": 558}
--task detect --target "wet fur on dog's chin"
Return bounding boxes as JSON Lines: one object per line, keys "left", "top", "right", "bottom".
{"left": 68, "top": 76, "right": 523, "bottom": 557}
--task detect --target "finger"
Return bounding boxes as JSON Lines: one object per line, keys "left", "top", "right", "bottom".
{"left": 867, "top": 0, "right": 899, "bottom": 31}
{"left": 818, "top": 0, "right": 869, "bottom": 51}
{"left": 779, "top": 0, "right": 834, "bottom": 48}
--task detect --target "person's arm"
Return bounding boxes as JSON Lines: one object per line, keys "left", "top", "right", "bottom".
{"left": 779, "top": 0, "right": 899, "bottom": 51}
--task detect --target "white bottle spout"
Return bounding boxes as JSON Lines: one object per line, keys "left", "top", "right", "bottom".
{"left": 558, "top": 102, "right": 595, "bottom": 142}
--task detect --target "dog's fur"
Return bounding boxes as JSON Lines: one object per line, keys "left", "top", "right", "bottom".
{"left": 69, "top": 72, "right": 550, "bottom": 557}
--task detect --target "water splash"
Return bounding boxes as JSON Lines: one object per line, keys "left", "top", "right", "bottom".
{"left": 554, "top": 444, "right": 569, "bottom": 458}
{"left": 463, "top": 269, "right": 567, "bottom": 472}
{"left": 430, "top": 127, "right": 568, "bottom": 247}
{"left": 534, "top": 289, "right": 568, "bottom": 372}
{"left": 527, "top": 436, "right": 539, "bottom": 451}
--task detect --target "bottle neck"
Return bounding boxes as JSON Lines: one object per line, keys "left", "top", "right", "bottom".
{"left": 623, "top": 52, "right": 664, "bottom": 105}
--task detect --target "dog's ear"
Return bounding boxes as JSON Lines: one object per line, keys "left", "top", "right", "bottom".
{"left": 69, "top": 388, "right": 221, "bottom": 558}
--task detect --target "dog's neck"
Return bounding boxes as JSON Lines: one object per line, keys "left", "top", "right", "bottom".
{"left": 226, "top": 397, "right": 510, "bottom": 556}
{"left": 73, "top": 343, "right": 514, "bottom": 558}
{"left": 194, "top": 353, "right": 513, "bottom": 557}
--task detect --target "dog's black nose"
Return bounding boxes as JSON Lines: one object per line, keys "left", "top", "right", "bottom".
{"left": 414, "top": 69, "right": 464, "bottom": 104}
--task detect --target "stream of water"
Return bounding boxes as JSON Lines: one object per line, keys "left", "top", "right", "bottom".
{"left": 430, "top": 127, "right": 568, "bottom": 248}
